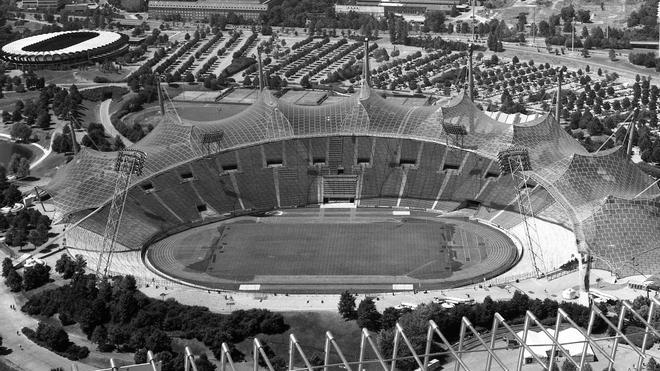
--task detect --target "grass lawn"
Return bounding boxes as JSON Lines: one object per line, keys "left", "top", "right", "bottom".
{"left": 235, "top": 311, "right": 362, "bottom": 367}
{"left": 124, "top": 102, "right": 245, "bottom": 129}
{"left": 0, "top": 91, "right": 41, "bottom": 113}
{"left": 30, "top": 152, "right": 68, "bottom": 179}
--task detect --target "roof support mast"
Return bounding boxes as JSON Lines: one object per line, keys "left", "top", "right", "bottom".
{"left": 256, "top": 46, "right": 264, "bottom": 91}
{"left": 157, "top": 74, "right": 165, "bottom": 116}
{"left": 555, "top": 68, "right": 562, "bottom": 123}
{"left": 363, "top": 37, "right": 369, "bottom": 84}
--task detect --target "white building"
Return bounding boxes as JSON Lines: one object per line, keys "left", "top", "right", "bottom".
{"left": 515, "top": 328, "right": 595, "bottom": 364}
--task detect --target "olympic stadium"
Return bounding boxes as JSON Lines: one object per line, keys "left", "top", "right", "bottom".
{"left": 0, "top": 30, "right": 129, "bottom": 67}
{"left": 43, "top": 77, "right": 660, "bottom": 293}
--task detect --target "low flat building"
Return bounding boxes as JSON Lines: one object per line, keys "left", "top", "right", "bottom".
{"left": 334, "top": 4, "right": 385, "bottom": 17}
{"left": 355, "top": 0, "right": 464, "bottom": 14}
{"left": 22, "top": 0, "right": 57, "bottom": 10}
{"left": 63, "top": 3, "right": 89, "bottom": 13}
{"left": 148, "top": 0, "right": 267, "bottom": 21}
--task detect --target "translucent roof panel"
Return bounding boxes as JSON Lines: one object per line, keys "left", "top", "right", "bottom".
{"left": 583, "top": 196, "right": 660, "bottom": 276}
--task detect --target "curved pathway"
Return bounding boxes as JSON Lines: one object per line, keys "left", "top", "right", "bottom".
{"left": 99, "top": 99, "right": 130, "bottom": 144}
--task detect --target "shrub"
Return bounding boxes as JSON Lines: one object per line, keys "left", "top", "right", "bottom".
{"left": 93, "top": 76, "right": 111, "bottom": 83}
{"left": 628, "top": 52, "right": 657, "bottom": 68}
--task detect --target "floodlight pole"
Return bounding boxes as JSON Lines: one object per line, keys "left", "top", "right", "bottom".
{"left": 95, "top": 149, "right": 146, "bottom": 280}
{"left": 532, "top": 7, "right": 536, "bottom": 44}
{"left": 571, "top": 16, "right": 575, "bottom": 53}
{"left": 497, "top": 148, "right": 546, "bottom": 279}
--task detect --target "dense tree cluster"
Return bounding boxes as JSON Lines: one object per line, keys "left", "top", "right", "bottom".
{"left": 22, "top": 273, "right": 289, "bottom": 371}
{"left": 0, "top": 166, "right": 22, "bottom": 208}
{"left": 1, "top": 207, "right": 51, "bottom": 247}
{"left": 7, "top": 153, "right": 30, "bottom": 178}
{"left": 54, "top": 254, "right": 87, "bottom": 280}
{"left": 23, "top": 263, "right": 51, "bottom": 290}
{"left": 81, "top": 123, "right": 125, "bottom": 152}
{"left": 22, "top": 322, "right": 89, "bottom": 360}
{"left": 627, "top": 0, "right": 660, "bottom": 40}
{"left": 629, "top": 52, "right": 659, "bottom": 70}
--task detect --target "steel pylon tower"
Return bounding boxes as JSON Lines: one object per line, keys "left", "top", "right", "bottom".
{"left": 497, "top": 147, "right": 547, "bottom": 278}
{"left": 95, "top": 149, "right": 146, "bottom": 279}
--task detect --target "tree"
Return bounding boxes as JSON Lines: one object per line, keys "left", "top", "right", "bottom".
{"left": 5, "top": 268, "right": 22, "bottom": 292}
{"left": 195, "top": 354, "right": 216, "bottom": 371}
{"left": 2, "top": 257, "right": 13, "bottom": 277}
{"left": 357, "top": 298, "right": 382, "bottom": 332}
{"left": 91, "top": 325, "right": 108, "bottom": 345}
{"left": 581, "top": 47, "right": 590, "bottom": 58}
{"left": 381, "top": 307, "right": 401, "bottom": 330}
{"left": 23, "top": 263, "right": 51, "bottom": 290}
{"left": 37, "top": 111, "right": 51, "bottom": 129}
{"left": 55, "top": 254, "right": 76, "bottom": 278}
{"left": 338, "top": 291, "right": 358, "bottom": 320}
{"left": 10, "top": 123, "right": 32, "bottom": 142}
{"left": 538, "top": 20, "right": 551, "bottom": 37}
{"left": 561, "top": 360, "right": 577, "bottom": 371}
{"left": 145, "top": 330, "right": 172, "bottom": 354}
{"left": 35, "top": 322, "right": 70, "bottom": 352}
{"left": 300, "top": 75, "right": 311, "bottom": 89}
{"left": 135, "top": 348, "right": 149, "bottom": 364}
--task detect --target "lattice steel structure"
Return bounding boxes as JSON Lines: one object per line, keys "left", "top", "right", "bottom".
{"left": 44, "top": 81, "right": 660, "bottom": 280}
{"left": 498, "top": 147, "right": 547, "bottom": 278}
{"left": 216, "top": 298, "right": 660, "bottom": 371}
{"left": 95, "top": 149, "right": 146, "bottom": 279}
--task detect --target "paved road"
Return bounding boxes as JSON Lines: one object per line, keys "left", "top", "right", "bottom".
{"left": 99, "top": 99, "right": 130, "bottom": 144}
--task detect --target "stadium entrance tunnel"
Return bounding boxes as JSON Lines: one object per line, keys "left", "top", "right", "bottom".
{"left": 143, "top": 208, "right": 519, "bottom": 293}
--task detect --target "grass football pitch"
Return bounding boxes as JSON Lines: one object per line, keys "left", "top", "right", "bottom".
{"left": 194, "top": 221, "right": 454, "bottom": 281}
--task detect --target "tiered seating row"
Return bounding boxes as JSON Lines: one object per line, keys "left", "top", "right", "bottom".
{"left": 84, "top": 137, "right": 528, "bottom": 253}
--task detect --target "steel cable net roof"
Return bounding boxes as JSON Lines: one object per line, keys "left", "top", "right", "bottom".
{"left": 45, "top": 85, "right": 660, "bottom": 266}
{"left": 583, "top": 196, "right": 660, "bottom": 275}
